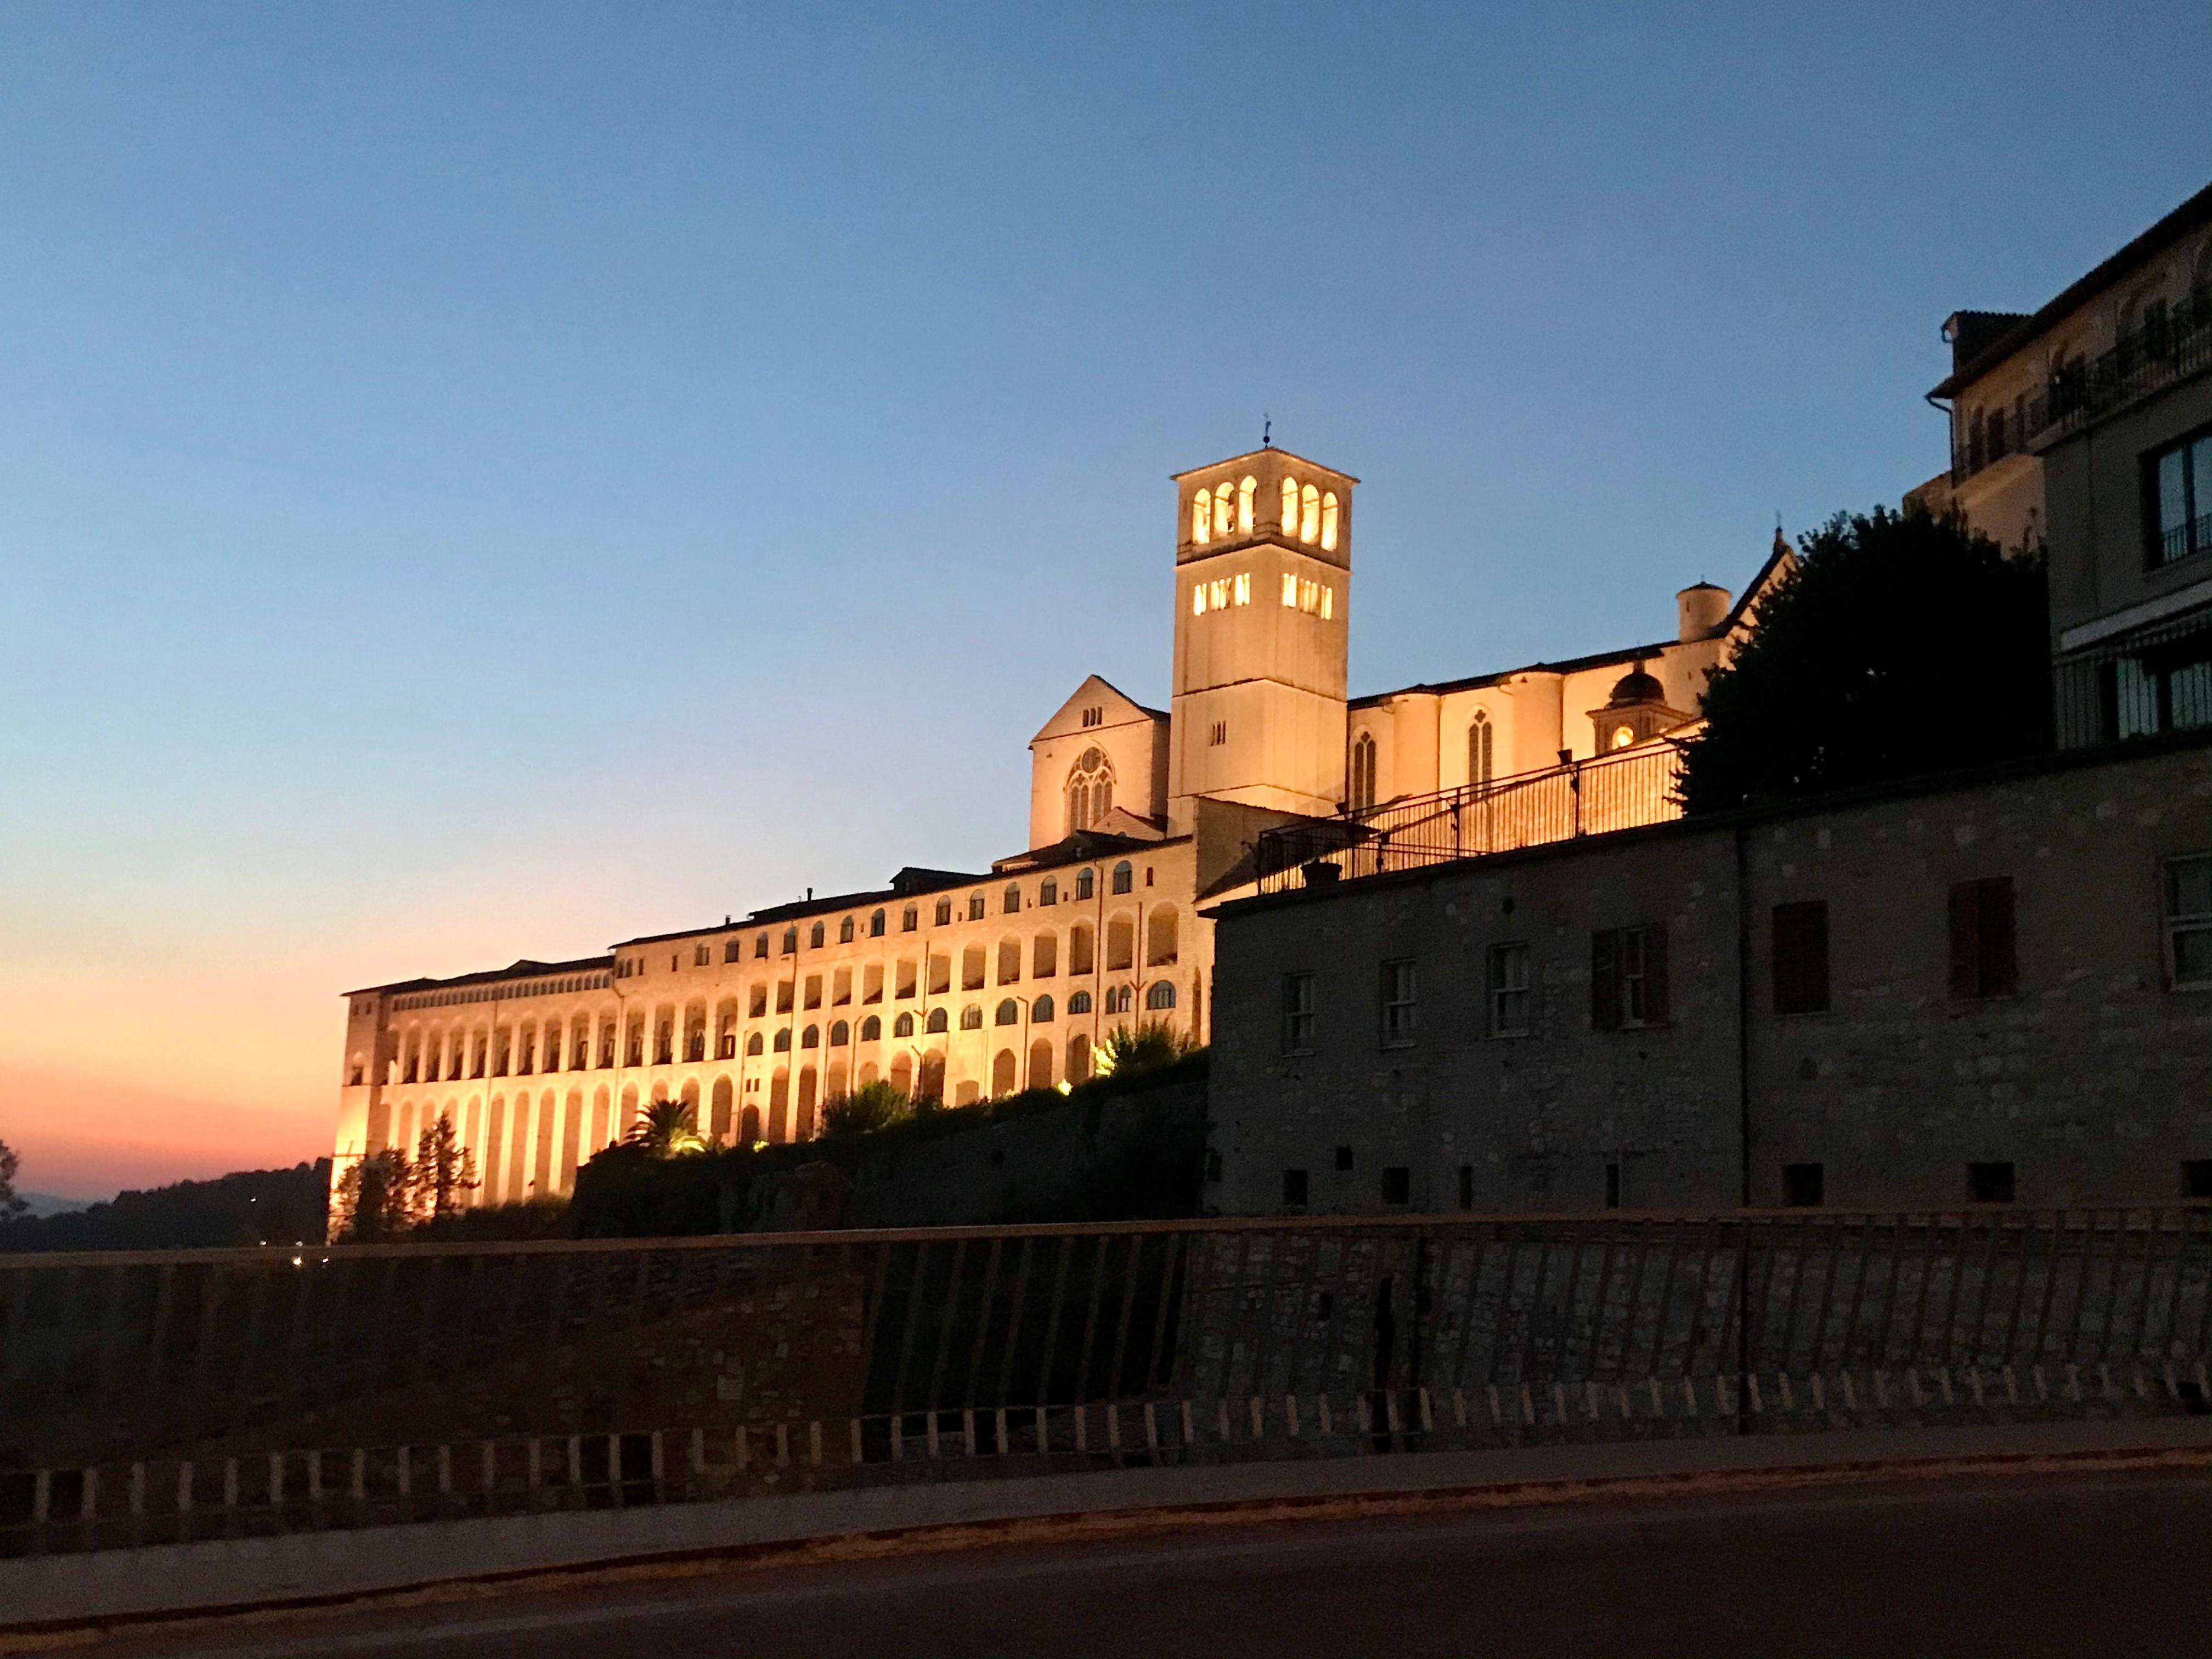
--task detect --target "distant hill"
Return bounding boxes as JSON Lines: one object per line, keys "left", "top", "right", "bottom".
{"left": 18, "top": 1192, "right": 93, "bottom": 1219}
{"left": 0, "top": 1161, "right": 330, "bottom": 1253}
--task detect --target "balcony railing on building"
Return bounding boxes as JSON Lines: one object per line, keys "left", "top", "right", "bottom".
{"left": 1954, "top": 291, "right": 2212, "bottom": 486}
{"left": 1253, "top": 743, "right": 1686, "bottom": 895}
{"left": 2053, "top": 605, "right": 2212, "bottom": 749}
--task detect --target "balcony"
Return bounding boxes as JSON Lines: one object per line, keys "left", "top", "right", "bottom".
{"left": 1954, "top": 297, "right": 2212, "bottom": 485}
{"left": 1253, "top": 744, "right": 1686, "bottom": 895}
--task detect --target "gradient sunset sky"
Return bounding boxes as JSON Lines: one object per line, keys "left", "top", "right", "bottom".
{"left": 3, "top": 3, "right": 2207, "bottom": 1198}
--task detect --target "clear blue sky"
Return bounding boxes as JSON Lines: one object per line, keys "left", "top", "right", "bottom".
{"left": 2, "top": 2, "right": 2207, "bottom": 1194}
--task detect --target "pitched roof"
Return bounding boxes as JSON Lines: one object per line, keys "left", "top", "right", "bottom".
{"left": 346, "top": 955, "right": 614, "bottom": 998}
{"left": 1929, "top": 179, "right": 2212, "bottom": 398}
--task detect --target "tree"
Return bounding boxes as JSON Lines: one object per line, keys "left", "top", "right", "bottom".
{"left": 624, "top": 1099, "right": 707, "bottom": 1157}
{"left": 408, "top": 1116, "right": 478, "bottom": 1221}
{"left": 1095, "top": 1021, "right": 1197, "bottom": 1079}
{"left": 334, "top": 1148, "right": 413, "bottom": 1240}
{"left": 0, "top": 1140, "right": 26, "bottom": 1223}
{"left": 1678, "top": 507, "right": 2050, "bottom": 812}
{"left": 820, "top": 1080, "right": 911, "bottom": 1137}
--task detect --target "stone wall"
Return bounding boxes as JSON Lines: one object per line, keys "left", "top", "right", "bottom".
{"left": 1211, "top": 736, "right": 2212, "bottom": 1215}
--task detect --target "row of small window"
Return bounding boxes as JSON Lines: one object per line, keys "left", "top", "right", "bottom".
{"left": 1189, "top": 476, "right": 1341, "bottom": 551}
{"left": 739, "top": 985, "right": 1177, "bottom": 1050}
{"left": 1189, "top": 571, "right": 1335, "bottom": 619}
{"left": 1279, "top": 861, "right": 2212, "bottom": 1054}
{"left": 615, "top": 864, "right": 1153, "bottom": 977}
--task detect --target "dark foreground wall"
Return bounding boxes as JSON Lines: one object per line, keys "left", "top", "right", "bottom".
{"left": 1211, "top": 735, "right": 2212, "bottom": 1216}
{"left": 570, "top": 1071, "right": 1209, "bottom": 1237}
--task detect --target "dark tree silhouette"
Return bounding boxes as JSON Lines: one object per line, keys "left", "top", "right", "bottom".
{"left": 1679, "top": 507, "right": 2050, "bottom": 812}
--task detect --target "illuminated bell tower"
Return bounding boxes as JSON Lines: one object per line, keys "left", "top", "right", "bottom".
{"left": 1167, "top": 447, "right": 1355, "bottom": 831}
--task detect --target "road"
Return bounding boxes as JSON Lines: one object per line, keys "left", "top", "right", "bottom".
{"left": 93, "top": 1469, "right": 2212, "bottom": 1659}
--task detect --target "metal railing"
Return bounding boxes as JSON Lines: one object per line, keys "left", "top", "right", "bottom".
{"left": 2052, "top": 605, "right": 2212, "bottom": 747}
{"left": 1254, "top": 744, "right": 1686, "bottom": 895}
{"left": 1954, "top": 294, "right": 2212, "bottom": 484}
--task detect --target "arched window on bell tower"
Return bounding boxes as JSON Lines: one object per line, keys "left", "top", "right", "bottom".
{"left": 1066, "top": 747, "right": 1115, "bottom": 835}
{"left": 1212, "top": 481, "right": 1233, "bottom": 539}
{"left": 1191, "top": 492, "right": 1211, "bottom": 544}
{"left": 1237, "top": 475, "right": 1256, "bottom": 533}
{"left": 1280, "top": 476, "right": 1299, "bottom": 535}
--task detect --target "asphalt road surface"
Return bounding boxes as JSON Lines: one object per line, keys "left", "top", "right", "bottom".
{"left": 95, "top": 1469, "right": 2212, "bottom": 1659}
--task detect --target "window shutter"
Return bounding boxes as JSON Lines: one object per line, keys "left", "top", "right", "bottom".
{"left": 1590, "top": 929, "right": 1620, "bottom": 1031}
{"left": 1804, "top": 902, "right": 1830, "bottom": 1012}
{"left": 1645, "top": 924, "right": 1670, "bottom": 1024}
{"left": 1981, "top": 878, "right": 2018, "bottom": 996}
{"left": 1948, "top": 881, "right": 1980, "bottom": 998}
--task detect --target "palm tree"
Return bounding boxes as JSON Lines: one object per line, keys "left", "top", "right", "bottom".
{"left": 624, "top": 1099, "right": 708, "bottom": 1157}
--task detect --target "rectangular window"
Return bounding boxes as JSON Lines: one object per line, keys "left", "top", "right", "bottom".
{"left": 2184, "top": 1159, "right": 2212, "bottom": 1200}
{"left": 1968, "top": 1160, "right": 2016, "bottom": 1204}
{"left": 2148, "top": 427, "right": 2212, "bottom": 566}
{"left": 1948, "top": 878, "right": 2018, "bottom": 999}
{"left": 1457, "top": 1164, "right": 1474, "bottom": 1211}
{"left": 1487, "top": 942, "right": 1531, "bottom": 1036}
{"left": 1281, "top": 572, "right": 1299, "bottom": 607}
{"left": 2166, "top": 855, "right": 2212, "bottom": 987}
{"left": 1282, "top": 972, "right": 1316, "bottom": 1053}
{"left": 1771, "top": 901, "right": 1831, "bottom": 1015}
{"left": 1334, "top": 1144, "right": 1354, "bottom": 1171}
{"left": 1590, "top": 925, "right": 1669, "bottom": 1030}
{"left": 1233, "top": 572, "right": 1251, "bottom": 605}
{"left": 1782, "top": 1162, "right": 1825, "bottom": 1207}
{"left": 1209, "top": 720, "right": 1227, "bottom": 746}
{"left": 1604, "top": 1161, "right": 1621, "bottom": 1210}
{"left": 1282, "top": 1169, "right": 1310, "bottom": 1209}
{"left": 967, "top": 894, "right": 986, "bottom": 921}
{"left": 1380, "top": 958, "right": 1418, "bottom": 1047}
{"left": 1380, "top": 1166, "right": 1410, "bottom": 1205}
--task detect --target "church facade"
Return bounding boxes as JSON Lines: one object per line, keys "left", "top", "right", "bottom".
{"left": 331, "top": 446, "right": 1775, "bottom": 1206}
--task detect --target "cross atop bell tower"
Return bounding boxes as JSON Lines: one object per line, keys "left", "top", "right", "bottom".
{"left": 1167, "top": 447, "right": 1356, "bottom": 832}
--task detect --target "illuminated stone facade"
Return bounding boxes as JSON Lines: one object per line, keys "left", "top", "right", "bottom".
{"left": 333, "top": 447, "right": 1773, "bottom": 1203}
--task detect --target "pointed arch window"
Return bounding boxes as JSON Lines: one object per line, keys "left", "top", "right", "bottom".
{"left": 1066, "top": 748, "right": 1115, "bottom": 836}
{"left": 1468, "top": 710, "right": 1494, "bottom": 785}
{"left": 1320, "top": 491, "right": 1339, "bottom": 551}
{"left": 1350, "top": 731, "right": 1378, "bottom": 811}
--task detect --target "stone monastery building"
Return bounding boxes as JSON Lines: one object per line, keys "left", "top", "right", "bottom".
{"left": 334, "top": 447, "right": 1781, "bottom": 1205}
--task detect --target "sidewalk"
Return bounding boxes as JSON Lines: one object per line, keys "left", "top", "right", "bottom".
{"left": 7, "top": 1417, "right": 2211, "bottom": 1635}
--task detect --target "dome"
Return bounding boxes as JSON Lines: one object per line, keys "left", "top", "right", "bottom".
{"left": 1607, "top": 667, "right": 1665, "bottom": 707}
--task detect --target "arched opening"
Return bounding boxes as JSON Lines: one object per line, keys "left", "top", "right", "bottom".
{"left": 1349, "top": 731, "right": 1378, "bottom": 810}
{"left": 995, "top": 998, "right": 1020, "bottom": 1026}
{"left": 769, "top": 1068, "right": 790, "bottom": 1141}
{"left": 532, "top": 1089, "right": 557, "bottom": 1197}
{"left": 891, "top": 1052, "right": 915, "bottom": 1096}
{"left": 870, "top": 908, "right": 886, "bottom": 936}
{"left": 801, "top": 1024, "right": 819, "bottom": 1049}
{"left": 1468, "top": 710, "right": 1494, "bottom": 785}
{"left": 1147, "top": 905, "right": 1180, "bottom": 966}
{"left": 740, "top": 1104, "right": 761, "bottom": 1144}
{"left": 830, "top": 1019, "right": 849, "bottom": 1047}
{"left": 894, "top": 1011, "right": 915, "bottom": 1038}
{"left": 1075, "top": 867, "right": 1096, "bottom": 900}
{"left": 1320, "top": 490, "right": 1339, "bottom": 551}
{"left": 918, "top": 1051, "right": 946, "bottom": 1100}
{"left": 590, "top": 1086, "right": 610, "bottom": 1151}
{"left": 1066, "top": 1032, "right": 1091, "bottom": 1081}
{"left": 1146, "top": 981, "right": 1177, "bottom": 1011}
{"left": 826, "top": 1060, "right": 848, "bottom": 1101}
{"left": 839, "top": 915, "right": 854, "bottom": 944}
{"left": 860, "top": 1014, "right": 881, "bottom": 1041}
{"left": 560, "top": 1088, "right": 585, "bottom": 1190}
{"left": 1028, "top": 1038, "right": 1053, "bottom": 1090}
{"left": 926, "top": 1007, "right": 949, "bottom": 1034}
{"left": 998, "top": 936, "right": 1022, "bottom": 983}
{"left": 1107, "top": 917, "right": 1135, "bottom": 971}
{"left": 797, "top": 1066, "right": 818, "bottom": 1138}
{"left": 1068, "top": 989, "right": 1092, "bottom": 1014}
{"left": 1110, "top": 859, "right": 1133, "bottom": 894}
{"left": 991, "top": 1048, "right": 1018, "bottom": 1097}
{"left": 1032, "top": 932, "right": 1057, "bottom": 977}
{"left": 961, "top": 945, "right": 986, "bottom": 990}
{"left": 1032, "top": 993, "right": 1054, "bottom": 1022}
{"left": 1280, "top": 476, "right": 1299, "bottom": 533}
{"left": 710, "top": 1076, "right": 733, "bottom": 1143}
{"left": 809, "top": 922, "right": 825, "bottom": 949}
{"left": 619, "top": 1084, "right": 640, "bottom": 1139}
{"left": 1237, "top": 475, "right": 1256, "bottom": 533}
{"left": 859, "top": 1061, "right": 878, "bottom": 1086}
{"left": 960, "top": 1005, "right": 983, "bottom": 1030}
{"left": 1191, "top": 490, "right": 1211, "bottom": 544}
{"left": 1300, "top": 482, "right": 1320, "bottom": 542}
{"left": 482, "top": 1096, "right": 507, "bottom": 1204}
{"left": 747, "top": 1031, "right": 764, "bottom": 1057}
{"left": 1069, "top": 923, "right": 1095, "bottom": 975}
{"left": 1212, "top": 480, "right": 1233, "bottom": 538}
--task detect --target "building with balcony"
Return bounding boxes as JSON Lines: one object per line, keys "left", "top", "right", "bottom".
{"left": 1908, "top": 180, "right": 2212, "bottom": 745}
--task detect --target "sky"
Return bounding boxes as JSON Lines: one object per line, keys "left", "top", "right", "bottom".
{"left": 2, "top": 2, "right": 2207, "bottom": 1199}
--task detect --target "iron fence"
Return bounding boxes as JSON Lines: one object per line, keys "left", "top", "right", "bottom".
{"left": 1253, "top": 745, "right": 1686, "bottom": 895}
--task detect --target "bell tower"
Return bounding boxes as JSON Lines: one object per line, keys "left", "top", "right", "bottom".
{"left": 1167, "top": 447, "right": 1355, "bottom": 831}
